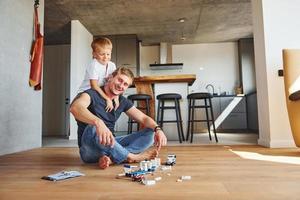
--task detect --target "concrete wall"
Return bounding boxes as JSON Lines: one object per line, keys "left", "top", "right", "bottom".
{"left": 140, "top": 42, "right": 239, "bottom": 95}
{"left": 69, "top": 20, "right": 93, "bottom": 140}
{"left": 252, "top": 0, "right": 300, "bottom": 147}
{"left": 0, "top": 0, "right": 44, "bottom": 155}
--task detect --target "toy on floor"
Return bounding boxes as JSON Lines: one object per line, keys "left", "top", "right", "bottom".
{"left": 165, "top": 154, "right": 176, "bottom": 166}
{"left": 116, "top": 155, "right": 178, "bottom": 185}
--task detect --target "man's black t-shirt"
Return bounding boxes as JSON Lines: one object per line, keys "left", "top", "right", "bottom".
{"left": 76, "top": 89, "right": 133, "bottom": 147}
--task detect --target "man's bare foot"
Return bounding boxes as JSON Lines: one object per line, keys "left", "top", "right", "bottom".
{"left": 127, "top": 149, "right": 158, "bottom": 163}
{"left": 98, "top": 155, "right": 112, "bottom": 169}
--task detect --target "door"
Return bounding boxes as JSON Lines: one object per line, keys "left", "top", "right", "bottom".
{"left": 43, "top": 45, "right": 70, "bottom": 137}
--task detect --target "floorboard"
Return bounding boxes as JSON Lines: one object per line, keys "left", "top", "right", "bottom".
{"left": 1, "top": 145, "right": 300, "bottom": 200}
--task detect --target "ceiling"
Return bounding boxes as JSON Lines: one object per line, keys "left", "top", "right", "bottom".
{"left": 45, "top": 0, "right": 253, "bottom": 45}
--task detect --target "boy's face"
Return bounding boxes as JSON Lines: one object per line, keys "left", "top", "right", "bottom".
{"left": 93, "top": 46, "right": 112, "bottom": 65}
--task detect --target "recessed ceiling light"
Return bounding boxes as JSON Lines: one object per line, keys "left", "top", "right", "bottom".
{"left": 178, "top": 18, "right": 186, "bottom": 23}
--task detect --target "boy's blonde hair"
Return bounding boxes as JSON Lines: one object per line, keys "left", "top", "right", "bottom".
{"left": 91, "top": 37, "right": 112, "bottom": 52}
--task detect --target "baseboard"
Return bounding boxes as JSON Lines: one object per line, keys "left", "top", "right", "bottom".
{"left": 258, "top": 138, "right": 296, "bottom": 148}
{"left": 216, "top": 129, "right": 258, "bottom": 133}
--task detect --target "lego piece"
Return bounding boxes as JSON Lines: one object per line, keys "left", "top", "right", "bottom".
{"left": 140, "top": 161, "right": 148, "bottom": 171}
{"left": 142, "top": 179, "right": 156, "bottom": 186}
{"left": 154, "top": 177, "right": 162, "bottom": 181}
{"left": 155, "top": 157, "right": 161, "bottom": 166}
{"left": 161, "top": 165, "right": 172, "bottom": 171}
{"left": 165, "top": 154, "right": 176, "bottom": 166}
{"left": 132, "top": 174, "right": 145, "bottom": 182}
{"left": 126, "top": 170, "right": 147, "bottom": 177}
{"left": 117, "top": 173, "right": 125, "bottom": 177}
{"left": 123, "top": 164, "right": 138, "bottom": 174}
{"left": 181, "top": 176, "right": 191, "bottom": 180}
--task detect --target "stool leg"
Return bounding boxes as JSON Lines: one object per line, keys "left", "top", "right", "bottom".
{"left": 160, "top": 101, "right": 165, "bottom": 129}
{"left": 209, "top": 98, "right": 218, "bottom": 142}
{"left": 175, "top": 99, "right": 182, "bottom": 143}
{"left": 127, "top": 118, "right": 132, "bottom": 134}
{"left": 156, "top": 100, "right": 161, "bottom": 126}
{"left": 186, "top": 98, "right": 191, "bottom": 141}
{"left": 204, "top": 98, "right": 212, "bottom": 141}
{"left": 146, "top": 99, "right": 150, "bottom": 116}
{"left": 177, "top": 99, "right": 185, "bottom": 141}
{"left": 128, "top": 99, "right": 136, "bottom": 134}
{"left": 190, "top": 99, "right": 196, "bottom": 143}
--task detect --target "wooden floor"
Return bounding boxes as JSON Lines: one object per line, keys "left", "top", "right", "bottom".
{"left": 1, "top": 145, "right": 300, "bottom": 200}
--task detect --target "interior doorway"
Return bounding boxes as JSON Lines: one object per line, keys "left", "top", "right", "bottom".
{"left": 42, "top": 45, "right": 71, "bottom": 139}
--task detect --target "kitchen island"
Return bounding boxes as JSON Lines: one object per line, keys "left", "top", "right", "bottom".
{"left": 134, "top": 74, "right": 196, "bottom": 119}
{"left": 133, "top": 74, "right": 195, "bottom": 140}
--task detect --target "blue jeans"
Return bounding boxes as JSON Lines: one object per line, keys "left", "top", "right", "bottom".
{"left": 79, "top": 125, "right": 154, "bottom": 164}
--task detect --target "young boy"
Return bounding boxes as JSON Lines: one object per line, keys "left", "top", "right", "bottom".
{"left": 78, "top": 37, "right": 119, "bottom": 111}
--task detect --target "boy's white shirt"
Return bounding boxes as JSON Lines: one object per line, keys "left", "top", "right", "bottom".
{"left": 78, "top": 59, "right": 116, "bottom": 93}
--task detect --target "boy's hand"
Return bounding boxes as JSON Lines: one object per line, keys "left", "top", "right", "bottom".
{"left": 114, "top": 98, "right": 120, "bottom": 111}
{"left": 105, "top": 99, "right": 114, "bottom": 112}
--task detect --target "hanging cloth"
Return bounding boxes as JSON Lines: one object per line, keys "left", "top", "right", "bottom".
{"left": 29, "top": 4, "right": 44, "bottom": 90}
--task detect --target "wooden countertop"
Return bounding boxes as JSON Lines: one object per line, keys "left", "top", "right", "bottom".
{"left": 134, "top": 74, "right": 196, "bottom": 85}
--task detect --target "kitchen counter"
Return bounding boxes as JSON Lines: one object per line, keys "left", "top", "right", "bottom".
{"left": 134, "top": 74, "right": 196, "bottom": 119}
{"left": 213, "top": 94, "right": 245, "bottom": 98}
{"left": 134, "top": 74, "right": 196, "bottom": 85}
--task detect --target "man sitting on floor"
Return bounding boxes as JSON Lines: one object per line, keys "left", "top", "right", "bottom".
{"left": 70, "top": 67, "right": 167, "bottom": 169}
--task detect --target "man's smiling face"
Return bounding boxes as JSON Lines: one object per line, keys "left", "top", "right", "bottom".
{"left": 107, "top": 73, "right": 132, "bottom": 96}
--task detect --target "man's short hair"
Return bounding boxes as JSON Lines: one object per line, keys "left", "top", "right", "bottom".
{"left": 112, "top": 67, "right": 135, "bottom": 82}
{"left": 91, "top": 37, "right": 112, "bottom": 52}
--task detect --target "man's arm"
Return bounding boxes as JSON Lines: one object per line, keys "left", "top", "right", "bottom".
{"left": 70, "top": 93, "right": 115, "bottom": 147}
{"left": 125, "top": 106, "right": 167, "bottom": 150}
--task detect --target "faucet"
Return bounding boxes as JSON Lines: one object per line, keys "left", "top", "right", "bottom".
{"left": 205, "top": 84, "right": 215, "bottom": 95}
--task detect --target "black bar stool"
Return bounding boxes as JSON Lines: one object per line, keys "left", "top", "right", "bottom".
{"left": 186, "top": 92, "right": 218, "bottom": 143}
{"left": 127, "top": 94, "right": 151, "bottom": 134}
{"left": 156, "top": 93, "right": 184, "bottom": 143}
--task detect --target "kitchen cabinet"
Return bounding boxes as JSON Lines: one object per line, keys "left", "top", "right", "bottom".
{"left": 181, "top": 95, "right": 247, "bottom": 133}
{"left": 218, "top": 97, "right": 247, "bottom": 130}
{"left": 106, "top": 35, "right": 139, "bottom": 76}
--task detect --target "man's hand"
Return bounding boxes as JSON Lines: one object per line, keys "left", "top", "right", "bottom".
{"left": 95, "top": 123, "right": 115, "bottom": 147}
{"left": 154, "top": 129, "right": 167, "bottom": 151}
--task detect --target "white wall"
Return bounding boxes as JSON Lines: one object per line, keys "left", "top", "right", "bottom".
{"left": 0, "top": 0, "right": 44, "bottom": 155}
{"left": 140, "top": 45, "right": 160, "bottom": 75}
{"left": 69, "top": 20, "right": 93, "bottom": 140}
{"left": 252, "top": 0, "right": 300, "bottom": 147}
{"left": 140, "top": 43, "right": 239, "bottom": 95}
